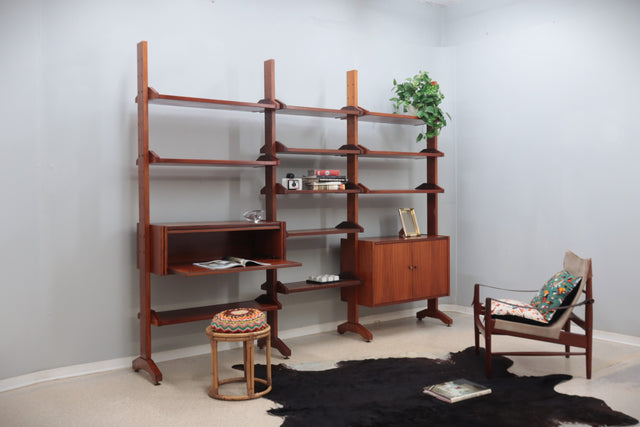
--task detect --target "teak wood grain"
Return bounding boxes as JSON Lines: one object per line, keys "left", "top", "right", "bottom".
{"left": 355, "top": 236, "right": 450, "bottom": 307}
{"left": 134, "top": 41, "right": 451, "bottom": 384}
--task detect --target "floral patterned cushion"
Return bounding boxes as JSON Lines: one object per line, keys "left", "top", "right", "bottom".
{"left": 530, "top": 270, "right": 581, "bottom": 322}
{"left": 491, "top": 299, "right": 548, "bottom": 324}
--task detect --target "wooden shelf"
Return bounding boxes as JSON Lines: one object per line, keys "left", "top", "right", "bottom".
{"left": 144, "top": 87, "right": 277, "bottom": 112}
{"left": 169, "top": 258, "right": 302, "bottom": 277}
{"left": 276, "top": 104, "right": 360, "bottom": 119}
{"left": 152, "top": 221, "right": 283, "bottom": 232}
{"left": 358, "top": 110, "right": 424, "bottom": 125}
{"left": 149, "top": 300, "right": 279, "bottom": 326}
{"left": 270, "top": 183, "right": 361, "bottom": 195}
{"left": 287, "top": 222, "right": 363, "bottom": 237}
{"left": 276, "top": 279, "right": 362, "bottom": 294}
{"left": 358, "top": 145, "right": 443, "bottom": 158}
{"left": 272, "top": 141, "right": 361, "bottom": 156}
{"left": 146, "top": 151, "right": 279, "bottom": 167}
{"left": 358, "top": 183, "right": 444, "bottom": 194}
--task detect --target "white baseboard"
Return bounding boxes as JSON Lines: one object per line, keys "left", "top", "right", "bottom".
{"left": 1, "top": 304, "right": 637, "bottom": 392}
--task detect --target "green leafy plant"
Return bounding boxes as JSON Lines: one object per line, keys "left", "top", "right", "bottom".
{"left": 390, "top": 71, "right": 451, "bottom": 142}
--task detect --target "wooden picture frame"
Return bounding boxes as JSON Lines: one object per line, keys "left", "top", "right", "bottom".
{"left": 398, "top": 208, "right": 421, "bottom": 238}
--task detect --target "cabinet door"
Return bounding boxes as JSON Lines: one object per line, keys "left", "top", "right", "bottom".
{"left": 411, "top": 239, "right": 449, "bottom": 299}
{"left": 372, "top": 242, "right": 413, "bottom": 305}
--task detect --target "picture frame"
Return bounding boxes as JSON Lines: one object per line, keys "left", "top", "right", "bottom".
{"left": 398, "top": 208, "right": 421, "bottom": 238}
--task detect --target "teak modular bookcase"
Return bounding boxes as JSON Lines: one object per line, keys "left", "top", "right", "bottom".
{"left": 134, "top": 41, "right": 450, "bottom": 384}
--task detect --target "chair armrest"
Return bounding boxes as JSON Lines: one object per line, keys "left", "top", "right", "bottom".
{"left": 556, "top": 298, "right": 595, "bottom": 309}
{"left": 475, "top": 283, "right": 539, "bottom": 293}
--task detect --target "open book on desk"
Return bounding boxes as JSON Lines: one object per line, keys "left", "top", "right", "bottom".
{"left": 193, "top": 256, "right": 271, "bottom": 270}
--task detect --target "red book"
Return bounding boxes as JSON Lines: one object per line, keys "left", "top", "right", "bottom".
{"left": 308, "top": 169, "right": 341, "bottom": 176}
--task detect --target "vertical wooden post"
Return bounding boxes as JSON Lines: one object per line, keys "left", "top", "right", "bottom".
{"left": 263, "top": 59, "right": 277, "bottom": 222}
{"left": 337, "top": 70, "right": 372, "bottom": 341}
{"left": 260, "top": 60, "right": 290, "bottom": 357}
{"left": 346, "top": 70, "right": 359, "bottom": 228}
{"left": 132, "top": 41, "right": 162, "bottom": 384}
{"left": 426, "top": 134, "right": 438, "bottom": 236}
{"left": 417, "top": 132, "right": 452, "bottom": 325}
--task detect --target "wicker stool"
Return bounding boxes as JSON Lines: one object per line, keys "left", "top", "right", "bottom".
{"left": 206, "top": 308, "right": 272, "bottom": 400}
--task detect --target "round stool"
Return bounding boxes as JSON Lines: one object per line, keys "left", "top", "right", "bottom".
{"left": 206, "top": 308, "right": 272, "bottom": 400}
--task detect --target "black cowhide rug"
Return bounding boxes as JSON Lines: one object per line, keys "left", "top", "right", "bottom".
{"left": 241, "top": 347, "right": 637, "bottom": 427}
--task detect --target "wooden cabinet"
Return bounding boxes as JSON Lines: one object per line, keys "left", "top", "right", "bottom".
{"left": 147, "top": 222, "right": 297, "bottom": 277}
{"left": 355, "top": 236, "right": 449, "bottom": 307}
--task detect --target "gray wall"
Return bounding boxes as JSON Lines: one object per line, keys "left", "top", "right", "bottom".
{"left": 0, "top": 0, "right": 450, "bottom": 380}
{"left": 447, "top": 0, "right": 640, "bottom": 336}
{"left": 1, "top": 0, "right": 638, "bottom": 381}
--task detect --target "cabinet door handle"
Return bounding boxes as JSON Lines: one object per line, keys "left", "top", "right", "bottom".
{"left": 408, "top": 265, "right": 413, "bottom": 270}
{"left": 414, "top": 265, "right": 418, "bottom": 269}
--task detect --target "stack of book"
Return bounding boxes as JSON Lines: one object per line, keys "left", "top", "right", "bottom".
{"left": 422, "top": 379, "right": 491, "bottom": 403}
{"left": 302, "top": 169, "right": 348, "bottom": 190}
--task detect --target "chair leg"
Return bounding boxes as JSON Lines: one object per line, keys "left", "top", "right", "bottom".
{"left": 245, "top": 339, "right": 255, "bottom": 398}
{"left": 586, "top": 335, "right": 593, "bottom": 379}
{"left": 474, "top": 323, "right": 480, "bottom": 354}
{"left": 563, "top": 321, "right": 571, "bottom": 358}
{"left": 265, "top": 333, "right": 272, "bottom": 389}
{"left": 210, "top": 340, "right": 219, "bottom": 397}
{"left": 485, "top": 331, "right": 492, "bottom": 379}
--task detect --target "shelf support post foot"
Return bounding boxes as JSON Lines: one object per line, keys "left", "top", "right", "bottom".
{"left": 271, "top": 337, "right": 291, "bottom": 358}
{"left": 132, "top": 356, "right": 162, "bottom": 385}
{"left": 337, "top": 321, "right": 373, "bottom": 342}
{"left": 338, "top": 285, "right": 373, "bottom": 341}
{"left": 416, "top": 298, "right": 452, "bottom": 326}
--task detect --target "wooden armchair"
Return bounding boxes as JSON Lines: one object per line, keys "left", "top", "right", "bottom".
{"left": 473, "top": 250, "right": 594, "bottom": 378}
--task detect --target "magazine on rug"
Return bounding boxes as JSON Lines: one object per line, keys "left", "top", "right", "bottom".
{"left": 193, "top": 256, "right": 271, "bottom": 270}
{"left": 422, "top": 378, "right": 491, "bottom": 403}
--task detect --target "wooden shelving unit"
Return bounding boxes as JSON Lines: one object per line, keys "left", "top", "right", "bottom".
{"left": 134, "top": 43, "right": 297, "bottom": 384}
{"left": 133, "top": 42, "right": 450, "bottom": 384}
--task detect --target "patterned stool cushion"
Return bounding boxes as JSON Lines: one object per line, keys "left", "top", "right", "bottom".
{"left": 211, "top": 308, "right": 267, "bottom": 333}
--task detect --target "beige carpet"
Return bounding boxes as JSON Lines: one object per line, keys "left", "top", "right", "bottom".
{"left": 1, "top": 312, "right": 639, "bottom": 426}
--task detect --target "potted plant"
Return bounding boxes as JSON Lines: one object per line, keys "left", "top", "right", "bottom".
{"left": 390, "top": 71, "right": 451, "bottom": 142}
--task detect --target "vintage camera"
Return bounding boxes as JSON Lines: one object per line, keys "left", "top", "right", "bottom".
{"left": 281, "top": 173, "right": 302, "bottom": 190}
